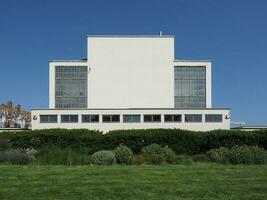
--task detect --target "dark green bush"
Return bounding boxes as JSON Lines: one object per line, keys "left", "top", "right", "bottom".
{"left": 91, "top": 150, "right": 116, "bottom": 165}
{"left": 0, "top": 151, "right": 32, "bottom": 164}
{"left": 191, "top": 154, "right": 207, "bottom": 162}
{"left": 163, "top": 147, "right": 176, "bottom": 164}
{"left": 113, "top": 145, "right": 133, "bottom": 164}
{"left": 175, "top": 155, "right": 194, "bottom": 165}
{"left": 206, "top": 147, "right": 230, "bottom": 164}
{"left": 0, "top": 128, "right": 267, "bottom": 155}
{"left": 131, "top": 154, "right": 146, "bottom": 165}
{"left": 229, "top": 146, "right": 267, "bottom": 164}
{"left": 207, "top": 146, "right": 267, "bottom": 165}
{"left": 141, "top": 143, "right": 165, "bottom": 155}
{"left": 35, "top": 145, "right": 90, "bottom": 165}
{"left": 144, "top": 154, "right": 166, "bottom": 164}
{"left": 0, "top": 138, "right": 10, "bottom": 151}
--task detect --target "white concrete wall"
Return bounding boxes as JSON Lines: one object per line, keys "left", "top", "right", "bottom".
{"left": 31, "top": 108, "right": 230, "bottom": 132}
{"left": 87, "top": 36, "right": 175, "bottom": 108}
{"left": 173, "top": 60, "right": 212, "bottom": 108}
{"left": 49, "top": 61, "right": 88, "bottom": 108}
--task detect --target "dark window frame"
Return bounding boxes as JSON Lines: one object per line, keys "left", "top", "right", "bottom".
{"left": 102, "top": 115, "right": 120, "bottom": 123}
{"left": 123, "top": 115, "right": 141, "bottom": 123}
{"left": 144, "top": 114, "right": 161, "bottom": 123}
{"left": 164, "top": 114, "right": 182, "bottom": 123}
{"left": 40, "top": 115, "right": 58, "bottom": 123}
{"left": 81, "top": 115, "right": 99, "bottom": 123}
{"left": 205, "top": 114, "right": 223, "bottom": 123}
{"left": 61, "top": 115, "right": 79, "bottom": 123}
{"left": 185, "top": 114, "right": 202, "bottom": 123}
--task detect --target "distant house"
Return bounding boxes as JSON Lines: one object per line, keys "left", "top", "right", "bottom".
{"left": 0, "top": 101, "right": 31, "bottom": 129}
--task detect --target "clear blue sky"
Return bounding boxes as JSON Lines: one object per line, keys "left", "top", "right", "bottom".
{"left": 0, "top": 0, "right": 266, "bottom": 126}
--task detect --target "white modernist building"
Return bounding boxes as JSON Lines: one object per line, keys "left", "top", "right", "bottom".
{"left": 32, "top": 34, "right": 230, "bottom": 132}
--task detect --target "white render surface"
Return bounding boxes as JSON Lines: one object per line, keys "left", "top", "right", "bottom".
{"left": 33, "top": 34, "right": 231, "bottom": 131}
{"left": 87, "top": 36, "right": 175, "bottom": 108}
{"left": 31, "top": 108, "right": 230, "bottom": 133}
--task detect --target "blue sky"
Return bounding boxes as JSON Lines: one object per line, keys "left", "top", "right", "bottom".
{"left": 0, "top": 0, "right": 266, "bottom": 125}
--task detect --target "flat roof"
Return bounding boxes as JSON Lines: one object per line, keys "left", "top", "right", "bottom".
{"left": 32, "top": 108, "right": 230, "bottom": 111}
{"left": 87, "top": 35, "right": 174, "bottom": 38}
{"left": 49, "top": 60, "right": 87, "bottom": 63}
{"left": 174, "top": 59, "right": 212, "bottom": 62}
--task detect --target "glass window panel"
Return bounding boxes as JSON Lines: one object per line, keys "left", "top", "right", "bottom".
{"left": 205, "top": 114, "right": 223, "bottom": 122}
{"left": 40, "top": 115, "right": 57, "bottom": 123}
{"left": 55, "top": 66, "right": 87, "bottom": 108}
{"left": 61, "top": 115, "right": 78, "bottom": 123}
{"left": 144, "top": 115, "right": 161, "bottom": 122}
{"left": 164, "top": 115, "right": 181, "bottom": 122}
{"left": 185, "top": 114, "right": 202, "bottom": 123}
{"left": 174, "top": 66, "right": 206, "bottom": 108}
{"left": 123, "top": 115, "right": 141, "bottom": 123}
{"left": 82, "top": 115, "right": 99, "bottom": 123}
{"left": 102, "top": 115, "right": 120, "bottom": 123}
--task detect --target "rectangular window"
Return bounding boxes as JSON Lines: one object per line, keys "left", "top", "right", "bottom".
{"left": 40, "top": 115, "right": 57, "bottom": 123}
{"left": 164, "top": 115, "right": 182, "bottom": 122}
{"left": 174, "top": 66, "right": 206, "bottom": 108}
{"left": 144, "top": 115, "right": 161, "bottom": 122}
{"left": 205, "top": 114, "right": 223, "bottom": 122}
{"left": 123, "top": 115, "right": 141, "bottom": 123}
{"left": 185, "top": 114, "right": 202, "bottom": 123}
{"left": 61, "top": 115, "right": 78, "bottom": 123}
{"left": 55, "top": 66, "right": 88, "bottom": 108}
{"left": 102, "top": 115, "right": 120, "bottom": 123}
{"left": 82, "top": 115, "right": 99, "bottom": 123}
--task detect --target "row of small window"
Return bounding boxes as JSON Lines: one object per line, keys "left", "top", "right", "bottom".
{"left": 40, "top": 114, "right": 223, "bottom": 123}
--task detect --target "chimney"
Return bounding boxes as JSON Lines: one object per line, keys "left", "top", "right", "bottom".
{"left": 15, "top": 104, "right": 21, "bottom": 112}
{"left": 6, "top": 101, "right": 13, "bottom": 109}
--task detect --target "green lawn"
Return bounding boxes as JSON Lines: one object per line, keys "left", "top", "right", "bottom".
{"left": 0, "top": 164, "right": 267, "bottom": 200}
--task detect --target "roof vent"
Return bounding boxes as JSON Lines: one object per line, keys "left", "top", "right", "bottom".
{"left": 159, "top": 31, "right": 163, "bottom": 36}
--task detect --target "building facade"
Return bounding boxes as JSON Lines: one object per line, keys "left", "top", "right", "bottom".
{"left": 32, "top": 35, "right": 230, "bottom": 132}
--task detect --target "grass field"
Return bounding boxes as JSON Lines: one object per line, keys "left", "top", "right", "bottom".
{"left": 0, "top": 164, "right": 267, "bottom": 200}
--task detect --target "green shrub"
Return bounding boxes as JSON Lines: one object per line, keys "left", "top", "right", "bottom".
{"left": 113, "top": 145, "right": 133, "bottom": 164}
{"left": 191, "top": 154, "right": 207, "bottom": 162}
{"left": 163, "top": 147, "right": 176, "bottom": 164}
{"left": 141, "top": 143, "right": 165, "bottom": 155}
{"left": 144, "top": 154, "right": 166, "bottom": 164}
{"left": 91, "top": 150, "right": 116, "bottom": 165}
{"left": 206, "top": 147, "right": 230, "bottom": 164}
{"left": 131, "top": 154, "right": 146, "bottom": 165}
{"left": 207, "top": 146, "right": 267, "bottom": 165}
{"left": 0, "top": 138, "right": 10, "bottom": 151}
{"left": 175, "top": 155, "right": 194, "bottom": 165}
{"left": 1, "top": 129, "right": 267, "bottom": 156}
{"left": 229, "top": 146, "right": 267, "bottom": 164}
{"left": 35, "top": 145, "right": 90, "bottom": 165}
{"left": 0, "top": 151, "right": 32, "bottom": 164}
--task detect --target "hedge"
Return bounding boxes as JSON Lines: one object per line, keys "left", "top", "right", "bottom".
{"left": 0, "top": 129, "right": 267, "bottom": 155}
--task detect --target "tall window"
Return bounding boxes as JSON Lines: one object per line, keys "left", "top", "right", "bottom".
{"left": 174, "top": 66, "right": 206, "bottom": 108}
{"left": 55, "top": 66, "right": 87, "bottom": 108}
